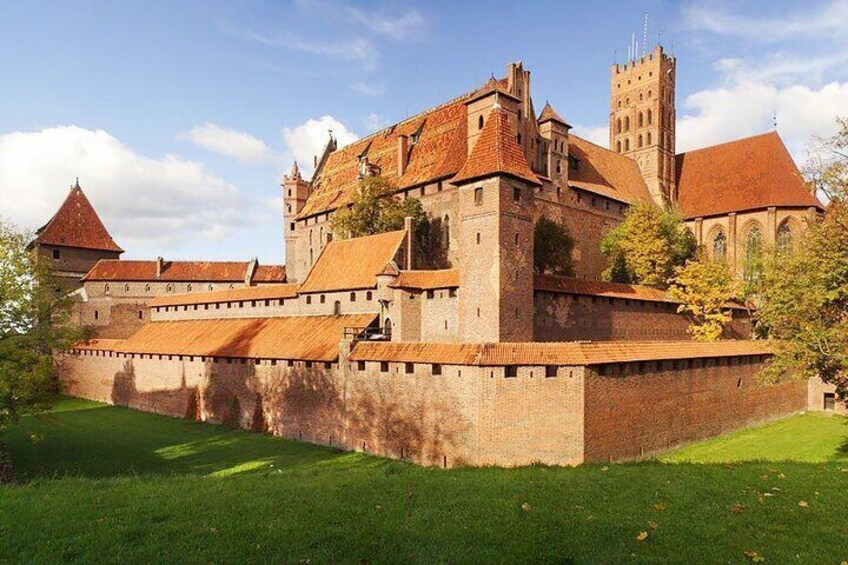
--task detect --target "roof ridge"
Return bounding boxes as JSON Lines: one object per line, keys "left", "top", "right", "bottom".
{"left": 676, "top": 131, "right": 779, "bottom": 157}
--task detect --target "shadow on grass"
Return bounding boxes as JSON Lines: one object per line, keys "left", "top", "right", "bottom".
{"left": 3, "top": 397, "right": 391, "bottom": 482}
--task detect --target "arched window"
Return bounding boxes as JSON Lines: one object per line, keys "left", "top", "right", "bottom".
{"left": 105, "top": 284, "right": 110, "bottom": 293}
{"left": 350, "top": 291, "right": 356, "bottom": 302}
{"left": 443, "top": 215, "right": 450, "bottom": 249}
{"left": 647, "top": 109, "right": 653, "bottom": 125}
{"left": 616, "top": 140, "right": 622, "bottom": 153}
{"left": 637, "top": 135, "right": 643, "bottom": 148}
{"left": 383, "top": 317, "right": 392, "bottom": 336}
{"left": 187, "top": 284, "right": 192, "bottom": 292}
{"left": 208, "top": 284, "right": 213, "bottom": 291}
{"left": 616, "top": 118, "right": 622, "bottom": 133}
{"left": 124, "top": 284, "right": 130, "bottom": 292}
{"left": 478, "top": 115, "right": 484, "bottom": 130}
{"left": 744, "top": 225, "right": 763, "bottom": 280}
{"left": 777, "top": 222, "right": 793, "bottom": 254}
{"left": 166, "top": 284, "right": 173, "bottom": 293}
{"left": 624, "top": 138, "right": 630, "bottom": 151}
{"left": 638, "top": 112, "right": 644, "bottom": 127}
{"left": 647, "top": 132, "right": 652, "bottom": 145}
{"left": 648, "top": 90, "right": 652, "bottom": 99}
{"left": 624, "top": 116, "right": 630, "bottom": 131}
{"left": 333, "top": 301, "right": 341, "bottom": 315}
{"left": 145, "top": 284, "right": 151, "bottom": 293}
{"left": 712, "top": 229, "right": 727, "bottom": 262}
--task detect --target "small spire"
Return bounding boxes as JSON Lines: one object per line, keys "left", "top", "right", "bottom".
{"left": 72, "top": 177, "right": 80, "bottom": 190}
{"left": 290, "top": 161, "right": 300, "bottom": 179}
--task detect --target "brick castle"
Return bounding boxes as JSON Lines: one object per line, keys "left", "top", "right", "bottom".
{"left": 53, "top": 47, "right": 840, "bottom": 466}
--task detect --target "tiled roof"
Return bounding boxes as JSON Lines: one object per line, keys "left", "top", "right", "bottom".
{"left": 297, "top": 92, "right": 472, "bottom": 219}
{"left": 535, "top": 274, "right": 747, "bottom": 310}
{"left": 535, "top": 274, "right": 672, "bottom": 303}
{"left": 149, "top": 284, "right": 299, "bottom": 308}
{"left": 75, "top": 314, "right": 376, "bottom": 361}
{"left": 34, "top": 185, "right": 123, "bottom": 252}
{"left": 390, "top": 269, "right": 459, "bottom": 290}
{"left": 538, "top": 102, "right": 569, "bottom": 126}
{"left": 568, "top": 135, "right": 653, "bottom": 204}
{"left": 676, "top": 132, "right": 823, "bottom": 219}
{"left": 83, "top": 260, "right": 286, "bottom": 283}
{"left": 349, "top": 340, "right": 774, "bottom": 366}
{"left": 299, "top": 230, "right": 406, "bottom": 293}
{"left": 452, "top": 107, "right": 540, "bottom": 186}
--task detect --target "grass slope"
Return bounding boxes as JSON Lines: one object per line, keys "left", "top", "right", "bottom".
{"left": 1, "top": 398, "right": 847, "bottom": 564}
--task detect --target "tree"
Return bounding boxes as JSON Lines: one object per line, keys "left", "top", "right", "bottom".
{"left": 804, "top": 116, "right": 848, "bottom": 201}
{"left": 667, "top": 252, "right": 742, "bottom": 341}
{"left": 600, "top": 203, "right": 697, "bottom": 288}
{"left": 534, "top": 217, "right": 575, "bottom": 276}
{"left": 0, "top": 220, "right": 87, "bottom": 434}
{"left": 755, "top": 200, "right": 848, "bottom": 397}
{"left": 330, "top": 176, "right": 426, "bottom": 238}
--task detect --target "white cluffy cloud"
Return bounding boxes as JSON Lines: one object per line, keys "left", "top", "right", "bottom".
{"left": 0, "top": 126, "right": 244, "bottom": 249}
{"left": 281, "top": 115, "right": 358, "bottom": 177}
{"left": 177, "top": 123, "right": 277, "bottom": 163}
{"left": 344, "top": 5, "right": 426, "bottom": 40}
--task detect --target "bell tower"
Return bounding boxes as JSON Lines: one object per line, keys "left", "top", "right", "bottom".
{"left": 610, "top": 45, "right": 676, "bottom": 207}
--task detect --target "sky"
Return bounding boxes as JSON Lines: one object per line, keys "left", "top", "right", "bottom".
{"left": 2, "top": 0, "right": 847, "bottom": 264}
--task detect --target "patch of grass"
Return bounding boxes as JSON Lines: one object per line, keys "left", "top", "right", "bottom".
{"left": 662, "top": 412, "right": 848, "bottom": 464}
{"left": 2, "top": 398, "right": 848, "bottom": 564}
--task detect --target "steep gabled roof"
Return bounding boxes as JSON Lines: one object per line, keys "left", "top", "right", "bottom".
{"left": 34, "top": 183, "right": 123, "bottom": 252}
{"left": 298, "top": 230, "right": 406, "bottom": 293}
{"left": 676, "top": 131, "right": 823, "bottom": 219}
{"left": 452, "top": 107, "right": 540, "bottom": 186}
{"left": 567, "top": 135, "right": 653, "bottom": 204}
{"left": 83, "top": 260, "right": 286, "bottom": 283}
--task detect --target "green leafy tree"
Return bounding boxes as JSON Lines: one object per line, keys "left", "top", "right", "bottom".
{"left": 330, "top": 176, "right": 426, "bottom": 238}
{"left": 756, "top": 199, "right": 848, "bottom": 397}
{"left": 534, "top": 217, "right": 575, "bottom": 276}
{"left": 0, "top": 220, "right": 87, "bottom": 433}
{"left": 804, "top": 116, "right": 848, "bottom": 201}
{"left": 668, "top": 252, "right": 742, "bottom": 341}
{"left": 600, "top": 202, "right": 697, "bottom": 288}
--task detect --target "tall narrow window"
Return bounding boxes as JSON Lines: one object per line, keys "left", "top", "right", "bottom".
{"left": 474, "top": 187, "right": 483, "bottom": 205}
{"left": 624, "top": 116, "right": 630, "bottom": 131}
{"left": 478, "top": 115, "right": 484, "bottom": 130}
{"left": 52, "top": 249, "right": 60, "bottom": 259}
{"left": 443, "top": 215, "right": 450, "bottom": 249}
{"left": 624, "top": 138, "right": 630, "bottom": 151}
{"left": 647, "top": 109, "right": 653, "bottom": 124}
{"left": 712, "top": 229, "right": 727, "bottom": 262}
{"left": 777, "top": 222, "right": 793, "bottom": 254}
{"left": 744, "top": 225, "right": 763, "bottom": 281}
{"left": 333, "top": 300, "right": 341, "bottom": 315}
{"left": 638, "top": 135, "right": 643, "bottom": 148}
{"left": 638, "top": 112, "right": 644, "bottom": 127}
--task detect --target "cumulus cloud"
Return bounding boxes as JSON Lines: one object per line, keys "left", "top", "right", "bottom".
{"left": 0, "top": 126, "right": 244, "bottom": 249}
{"left": 281, "top": 115, "right": 358, "bottom": 177}
{"left": 178, "top": 123, "right": 277, "bottom": 163}
{"left": 684, "top": 0, "right": 848, "bottom": 42}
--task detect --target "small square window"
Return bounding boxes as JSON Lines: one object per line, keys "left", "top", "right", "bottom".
{"left": 380, "top": 361, "right": 389, "bottom": 373}
{"left": 52, "top": 248, "right": 60, "bottom": 259}
{"left": 305, "top": 361, "right": 313, "bottom": 369}
{"left": 405, "top": 362, "right": 414, "bottom": 374}
{"left": 505, "top": 366, "right": 518, "bottom": 378}
{"left": 357, "top": 360, "right": 366, "bottom": 371}
{"left": 432, "top": 364, "right": 442, "bottom": 375}
{"left": 545, "top": 365, "right": 557, "bottom": 378}
{"left": 426, "top": 290, "right": 435, "bottom": 299}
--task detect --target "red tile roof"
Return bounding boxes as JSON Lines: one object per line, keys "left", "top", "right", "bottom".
{"left": 75, "top": 314, "right": 376, "bottom": 361}
{"left": 452, "top": 107, "right": 540, "bottom": 186}
{"left": 390, "top": 269, "right": 459, "bottom": 290}
{"left": 149, "top": 284, "right": 299, "bottom": 308}
{"left": 297, "top": 92, "right": 471, "bottom": 219}
{"left": 538, "top": 102, "right": 569, "bottom": 126}
{"left": 34, "top": 184, "right": 123, "bottom": 252}
{"left": 298, "top": 230, "right": 406, "bottom": 293}
{"left": 676, "top": 132, "right": 823, "bottom": 219}
{"left": 349, "top": 340, "right": 774, "bottom": 366}
{"left": 83, "top": 260, "right": 286, "bottom": 283}
{"left": 568, "top": 135, "right": 653, "bottom": 204}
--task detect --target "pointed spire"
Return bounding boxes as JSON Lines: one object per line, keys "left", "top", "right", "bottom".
{"left": 72, "top": 177, "right": 81, "bottom": 190}
{"left": 290, "top": 161, "right": 301, "bottom": 180}
{"left": 34, "top": 182, "right": 123, "bottom": 252}
{"left": 538, "top": 102, "right": 570, "bottom": 127}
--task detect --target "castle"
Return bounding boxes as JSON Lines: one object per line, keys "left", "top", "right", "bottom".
{"left": 55, "top": 47, "right": 840, "bottom": 467}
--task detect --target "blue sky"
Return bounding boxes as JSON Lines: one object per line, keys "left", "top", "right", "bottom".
{"left": 2, "top": 0, "right": 847, "bottom": 264}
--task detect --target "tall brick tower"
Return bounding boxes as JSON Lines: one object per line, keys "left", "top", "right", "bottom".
{"left": 282, "top": 162, "right": 310, "bottom": 282}
{"left": 454, "top": 88, "right": 538, "bottom": 342}
{"left": 610, "top": 45, "right": 676, "bottom": 207}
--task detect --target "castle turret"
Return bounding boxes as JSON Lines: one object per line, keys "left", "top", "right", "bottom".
{"left": 538, "top": 102, "right": 571, "bottom": 185}
{"left": 283, "top": 162, "right": 310, "bottom": 282}
{"left": 610, "top": 45, "right": 676, "bottom": 207}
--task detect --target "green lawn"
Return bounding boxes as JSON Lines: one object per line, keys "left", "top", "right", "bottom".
{"left": 2, "top": 399, "right": 848, "bottom": 564}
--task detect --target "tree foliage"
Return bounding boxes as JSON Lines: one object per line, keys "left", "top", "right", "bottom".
{"left": 329, "top": 176, "right": 426, "bottom": 238}
{"left": 600, "top": 203, "right": 697, "bottom": 288}
{"left": 804, "top": 116, "right": 848, "bottom": 201}
{"left": 755, "top": 200, "right": 848, "bottom": 395}
{"left": 667, "top": 252, "right": 742, "bottom": 341}
{"left": 0, "top": 220, "right": 87, "bottom": 433}
{"left": 534, "top": 217, "right": 575, "bottom": 276}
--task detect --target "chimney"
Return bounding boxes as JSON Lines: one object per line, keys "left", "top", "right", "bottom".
{"left": 404, "top": 216, "right": 414, "bottom": 269}
{"left": 397, "top": 134, "right": 409, "bottom": 176}
{"left": 245, "top": 257, "right": 258, "bottom": 285}
{"left": 155, "top": 257, "right": 164, "bottom": 279}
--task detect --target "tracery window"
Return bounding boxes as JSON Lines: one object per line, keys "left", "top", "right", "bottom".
{"left": 744, "top": 225, "right": 763, "bottom": 280}
{"left": 712, "top": 229, "right": 727, "bottom": 262}
{"left": 777, "top": 222, "right": 793, "bottom": 254}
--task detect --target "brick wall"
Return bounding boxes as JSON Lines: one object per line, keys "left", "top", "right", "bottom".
{"left": 583, "top": 357, "right": 808, "bottom": 462}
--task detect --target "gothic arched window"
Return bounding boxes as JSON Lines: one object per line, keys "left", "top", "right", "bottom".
{"left": 647, "top": 132, "right": 652, "bottom": 145}
{"left": 638, "top": 112, "right": 644, "bottom": 127}
{"left": 616, "top": 118, "right": 622, "bottom": 134}
{"left": 478, "top": 115, "right": 484, "bottom": 130}
{"left": 712, "top": 229, "right": 727, "bottom": 262}
{"left": 616, "top": 140, "right": 622, "bottom": 153}
{"left": 624, "top": 138, "right": 630, "bottom": 151}
{"left": 744, "top": 225, "right": 763, "bottom": 280}
{"left": 647, "top": 109, "right": 653, "bottom": 125}
{"left": 638, "top": 135, "right": 643, "bottom": 148}
{"left": 624, "top": 116, "right": 630, "bottom": 131}
{"left": 777, "top": 222, "right": 793, "bottom": 254}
